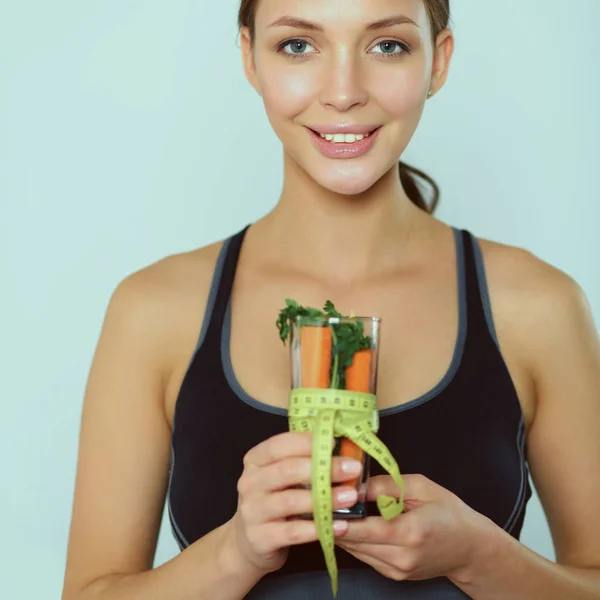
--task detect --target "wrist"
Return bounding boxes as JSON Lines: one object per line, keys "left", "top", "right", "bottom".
{"left": 217, "top": 519, "right": 268, "bottom": 583}
{"left": 448, "top": 515, "right": 514, "bottom": 586}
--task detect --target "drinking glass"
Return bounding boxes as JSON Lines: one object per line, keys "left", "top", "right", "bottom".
{"left": 289, "top": 314, "right": 381, "bottom": 519}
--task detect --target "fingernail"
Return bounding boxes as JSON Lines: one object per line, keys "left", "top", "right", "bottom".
{"left": 341, "top": 459, "right": 362, "bottom": 474}
{"left": 333, "top": 520, "right": 349, "bottom": 535}
{"left": 337, "top": 488, "right": 357, "bottom": 503}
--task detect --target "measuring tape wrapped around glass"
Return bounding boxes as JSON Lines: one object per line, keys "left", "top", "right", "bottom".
{"left": 288, "top": 388, "right": 405, "bottom": 598}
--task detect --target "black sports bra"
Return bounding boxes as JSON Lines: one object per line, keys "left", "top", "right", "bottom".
{"left": 167, "top": 225, "right": 532, "bottom": 598}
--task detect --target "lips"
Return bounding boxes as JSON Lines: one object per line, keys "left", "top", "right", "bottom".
{"left": 309, "top": 126, "right": 381, "bottom": 137}
{"left": 306, "top": 126, "right": 382, "bottom": 159}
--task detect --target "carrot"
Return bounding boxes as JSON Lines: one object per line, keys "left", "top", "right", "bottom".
{"left": 345, "top": 349, "right": 372, "bottom": 393}
{"left": 300, "top": 326, "right": 332, "bottom": 388}
{"left": 340, "top": 349, "right": 372, "bottom": 488}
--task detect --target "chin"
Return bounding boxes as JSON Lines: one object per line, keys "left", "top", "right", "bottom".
{"left": 310, "top": 163, "right": 389, "bottom": 197}
{"left": 320, "top": 178, "right": 378, "bottom": 196}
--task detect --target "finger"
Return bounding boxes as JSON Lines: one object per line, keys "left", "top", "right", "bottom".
{"left": 254, "top": 518, "right": 349, "bottom": 554}
{"left": 337, "top": 544, "right": 407, "bottom": 581}
{"left": 243, "top": 432, "right": 338, "bottom": 469}
{"left": 244, "top": 455, "right": 363, "bottom": 494}
{"left": 342, "top": 508, "right": 430, "bottom": 549}
{"left": 338, "top": 541, "right": 420, "bottom": 575}
{"left": 254, "top": 485, "right": 360, "bottom": 521}
{"left": 337, "top": 541, "right": 402, "bottom": 566}
{"left": 367, "top": 473, "right": 441, "bottom": 504}
{"left": 338, "top": 515, "right": 400, "bottom": 545}
{"left": 243, "top": 432, "right": 314, "bottom": 469}
{"left": 365, "top": 475, "right": 402, "bottom": 502}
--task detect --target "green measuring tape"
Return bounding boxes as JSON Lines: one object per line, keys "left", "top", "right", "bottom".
{"left": 288, "top": 388, "right": 405, "bottom": 598}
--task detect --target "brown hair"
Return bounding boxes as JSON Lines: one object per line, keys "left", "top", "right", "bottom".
{"left": 238, "top": 0, "right": 451, "bottom": 214}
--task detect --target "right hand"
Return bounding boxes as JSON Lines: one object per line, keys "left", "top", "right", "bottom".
{"left": 220, "top": 431, "right": 363, "bottom": 575}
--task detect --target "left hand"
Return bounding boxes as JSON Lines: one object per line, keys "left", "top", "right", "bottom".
{"left": 335, "top": 473, "right": 497, "bottom": 583}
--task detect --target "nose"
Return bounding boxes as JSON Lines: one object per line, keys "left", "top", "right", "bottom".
{"left": 319, "top": 50, "right": 369, "bottom": 112}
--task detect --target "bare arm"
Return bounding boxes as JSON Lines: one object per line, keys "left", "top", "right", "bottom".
{"left": 61, "top": 260, "right": 264, "bottom": 600}
{"left": 71, "top": 529, "right": 264, "bottom": 600}
{"left": 62, "top": 249, "right": 360, "bottom": 600}
{"left": 450, "top": 251, "right": 600, "bottom": 599}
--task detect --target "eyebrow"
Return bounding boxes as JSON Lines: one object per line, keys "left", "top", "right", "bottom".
{"left": 267, "top": 14, "right": 420, "bottom": 32}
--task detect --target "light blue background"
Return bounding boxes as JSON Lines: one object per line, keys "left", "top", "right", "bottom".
{"left": 1, "top": 1, "right": 598, "bottom": 598}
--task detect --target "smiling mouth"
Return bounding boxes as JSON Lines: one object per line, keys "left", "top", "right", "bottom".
{"left": 308, "top": 127, "right": 381, "bottom": 144}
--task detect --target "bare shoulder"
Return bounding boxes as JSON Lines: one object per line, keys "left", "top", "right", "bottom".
{"left": 475, "top": 236, "right": 582, "bottom": 301}
{"left": 474, "top": 236, "right": 596, "bottom": 370}
{"left": 112, "top": 239, "right": 226, "bottom": 392}
{"left": 115, "top": 240, "right": 223, "bottom": 313}
{"left": 475, "top": 236, "right": 600, "bottom": 567}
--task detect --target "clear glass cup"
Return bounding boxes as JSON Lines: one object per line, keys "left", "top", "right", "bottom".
{"left": 289, "top": 314, "right": 381, "bottom": 520}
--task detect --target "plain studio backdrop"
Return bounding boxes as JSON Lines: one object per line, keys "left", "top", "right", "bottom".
{"left": 1, "top": 1, "right": 599, "bottom": 598}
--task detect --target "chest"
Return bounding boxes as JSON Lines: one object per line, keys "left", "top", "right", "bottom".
{"left": 167, "top": 230, "right": 536, "bottom": 566}
{"left": 225, "top": 263, "right": 535, "bottom": 433}
{"left": 170, "top": 326, "right": 532, "bottom": 567}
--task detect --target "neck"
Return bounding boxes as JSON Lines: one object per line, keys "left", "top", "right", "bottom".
{"left": 256, "top": 156, "right": 431, "bottom": 284}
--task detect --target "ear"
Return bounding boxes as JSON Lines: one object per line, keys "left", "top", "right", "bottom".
{"left": 429, "top": 29, "right": 454, "bottom": 96}
{"left": 240, "top": 26, "right": 262, "bottom": 97}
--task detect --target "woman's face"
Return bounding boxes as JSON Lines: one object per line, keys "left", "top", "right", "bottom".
{"left": 243, "top": 0, "right": 450, "bottom": 196}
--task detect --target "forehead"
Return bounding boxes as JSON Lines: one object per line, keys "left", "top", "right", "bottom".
{"left": 255, "top": 0, "right": 429, "bottom": 31}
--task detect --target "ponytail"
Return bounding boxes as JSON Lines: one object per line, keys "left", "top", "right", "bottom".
{"left": 399, "top": 160, "right": 440, "bottom": 214}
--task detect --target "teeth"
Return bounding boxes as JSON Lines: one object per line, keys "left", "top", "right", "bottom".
{"left": 319, "top": 132, "right": 370, "bottom": 143}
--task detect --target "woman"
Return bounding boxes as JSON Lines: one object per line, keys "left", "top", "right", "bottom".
{"left": 61, "top": 1, "right": 600, "bottom": 598}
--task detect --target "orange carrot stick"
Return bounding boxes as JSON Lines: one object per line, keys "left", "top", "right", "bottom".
{"left": 345, "top": 348, "right": 372, "bottom": 393}
{"left": 340, "top": 349, "right": 372, "bottom": 488}
{"left": 300, "top": 326, "right": 332, "bottom": 389}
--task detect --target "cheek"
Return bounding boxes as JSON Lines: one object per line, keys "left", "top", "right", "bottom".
{"left": 370, "top": 68, "right": 426, "bottom": 118}
{"left": 260, "top": 69, "right": 315, "bottom": 119}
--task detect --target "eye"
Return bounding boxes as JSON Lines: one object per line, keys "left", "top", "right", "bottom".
{"left": 277, "top": 39, "right": 316, "bottom": 59}
{"left": 371, "top": 40, "right": 411, "bottom": 58}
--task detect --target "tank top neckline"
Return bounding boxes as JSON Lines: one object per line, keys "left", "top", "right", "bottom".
{"left": 218, "top": 226, "right": 468, "bottom": 418}
{"left": 168, "top": 223, "right": 534, "bottom": 558}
